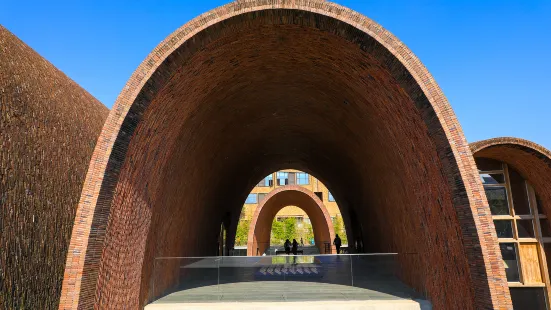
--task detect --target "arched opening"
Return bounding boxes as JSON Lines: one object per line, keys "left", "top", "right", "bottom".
{"left": 234, "top": 170, "right": 348, "bottom": 256}
{"left": 471, "top": 137, "right": 551, "bottom": 310}
{"left": 60, "top": 2, "right": 510, "bottom": 309}
{"left": 247, "top": 185, "right": 336, "bottom": 256}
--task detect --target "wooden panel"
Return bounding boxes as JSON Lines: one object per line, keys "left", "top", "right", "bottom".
{"left": 520, "top": 243, "right": 544, "bottom": 284}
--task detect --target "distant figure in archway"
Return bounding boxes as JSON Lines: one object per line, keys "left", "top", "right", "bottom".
{"left": 292, "top": 239, "right": 298, "bottom": 255}
{"left": 300, "top": 237, "right": 304, "bottom": 247}
{"left": 334, "top": 234, "right": 342, "bottom": 254}
{"left": 284, "top": 239, "right": 291, "bottom": 255}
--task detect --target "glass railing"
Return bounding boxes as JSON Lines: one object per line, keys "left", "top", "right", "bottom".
{"left": 148, "top": 253, "right": 423, "bottom": 305}
{"left": 234, "top": 241, "right": 338, "bottom": 256}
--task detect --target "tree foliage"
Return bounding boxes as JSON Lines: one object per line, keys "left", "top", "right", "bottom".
{"left": 333, "top": 214, "right": 348, "bottom": 245}
{"left": 235, "top": 216, "right": 250, "bottom": 246}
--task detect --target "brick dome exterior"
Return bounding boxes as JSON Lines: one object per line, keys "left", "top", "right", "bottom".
{"left": 0, "top": 26, "right": 108, "bottom": 309}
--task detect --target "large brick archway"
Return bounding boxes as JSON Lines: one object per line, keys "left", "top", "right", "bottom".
{"left": 60, "top": 1, "right": 511, "bottom": 309}
{"left": 247, "top": 185, "right": 336, "bottom": 256}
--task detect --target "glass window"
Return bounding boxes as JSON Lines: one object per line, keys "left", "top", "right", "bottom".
{"left": 314, "top": 192, "right": 323, "bottom": 201}
{"left": 277, "top": 172, "right": 289, "bottom": 186}
{"left": 480, "top": 173, "right": 505, "bottom": 185}
{"left": 536, "top": 194, "right": 544, "bottom": 215}
{"left": 475, "top": 157, "right": 503, "bottom": 172}
{"left": 257, "top": 175, "right": 273, "bottom": 187}
{"left": 500, "top": 243, "right": 520, "bottom": 282}
{"left": 544, "top": 244, "right": 551, "bottom": 275}
{"left": 510, "top": 288, "right": 547, "bottom": 310}
{"left": 328, "top": 192, "right": 335, "bottom": 202}
{"left": 485, "top": 187, "right": 509, "bottom": 215}
{"left": 258, "top": 193, "right": 267, "bottom": 203}
{"left": 296, "top": 173, "right": 309, "bottom": 185}
{"left": 540, "top": 219, "right": 551, "bottom": 237}
{"left": 494, "top": 220, "right": 513, "bottom": 238}
{"left": 265, "top": 174, "right": 273, "bottom": 187}
{"left": 517, "top": 219, "right": 535, "bottom": 238}
{"left": 245, "top": 194, "right": 257, "bottom": 204}
{"left": 509, "top": 168, "right": 531, "bottom": 215}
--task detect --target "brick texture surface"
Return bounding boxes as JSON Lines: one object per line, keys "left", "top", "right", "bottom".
{"left": 58, "top": 2, "right": 511, "bottom": 310}
{"left": 247, "top": 185, "right": 336, "bottom": 256}
{"left": 0, "top": 26, "right": 108, "bottom": 309}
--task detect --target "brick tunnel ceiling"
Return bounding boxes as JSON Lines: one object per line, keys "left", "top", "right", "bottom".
{"left": 118, "top": 11, "right": 454, "bottom": 260}
{"left": 103, "top": 10, "right": 473, "bottom": 307}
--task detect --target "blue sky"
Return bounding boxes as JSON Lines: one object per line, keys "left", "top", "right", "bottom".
{"left": 2, "top": 0, "right": 550, "bottom": 149}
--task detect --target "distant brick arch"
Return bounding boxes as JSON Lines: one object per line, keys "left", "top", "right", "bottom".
{"left": 471, "top": 137, "right": 551, "bottom": 221}
{"left": 59, "top": 1, "right": 511, "bottom": 309}
{"left": 247, "top": 185, "right": 336, "bottom": 256}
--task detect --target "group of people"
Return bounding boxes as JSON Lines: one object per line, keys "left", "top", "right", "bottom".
{"left": 283, "top": 238, "right": 301, "bottom": 255}
{"left": 282, "top": 234, "right": 343, "bottom": 255}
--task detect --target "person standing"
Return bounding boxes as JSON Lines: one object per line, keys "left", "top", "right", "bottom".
{"left": 292, "top": 239, "right": 299, "bottom": 255}
{"left": 300, "top": 237, "right": 304, "bottom": 247}
{"left": 284, "top": 239, "right": 291, "bottom": 255}
{"left": 333, "top": 234, "right": 342, "bottom": 254}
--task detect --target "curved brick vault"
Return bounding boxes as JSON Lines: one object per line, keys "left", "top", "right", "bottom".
{"left": 60, "top": 1, "right": 512, "bottom": 309}
{"left": 0, "top": 26, "right": 108, "bottom": 309}
{"left": 471, "top": 137, "right": 551, "bottom": 223}
{"left": 247, "top": 185, "right": 336, "bottom": 256}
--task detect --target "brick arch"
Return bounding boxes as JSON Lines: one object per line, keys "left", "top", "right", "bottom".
{"left": 59, "top": 1, "right": 510, "bottom": 309}
{"left": 246, "top": 185, "right": 336, "bottom": 256}
{"left": 471, "top": 137, "right": 551, "bottom": 221}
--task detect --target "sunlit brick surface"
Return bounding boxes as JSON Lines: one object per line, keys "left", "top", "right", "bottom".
{"left": 0, "top": 26, "right": 108, "bottom": 309}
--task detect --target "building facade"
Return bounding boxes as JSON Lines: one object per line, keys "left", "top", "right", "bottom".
{"left": 241, "top": 170, "right": 342, "bottom": 226}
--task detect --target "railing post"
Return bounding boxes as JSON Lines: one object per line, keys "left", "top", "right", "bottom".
{"left": 350, "top": 255, "right": 354, "bottom": 287}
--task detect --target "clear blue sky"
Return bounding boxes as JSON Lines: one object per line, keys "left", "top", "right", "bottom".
{"left": 2, "top": 0, "right": 550, "bottom": 149}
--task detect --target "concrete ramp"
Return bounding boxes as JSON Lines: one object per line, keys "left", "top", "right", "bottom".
{"left": 145, "top": 281, "right": 431, "bottom": 310}
{"left": 146, "top": 300, "right": 431, "bottom": 310}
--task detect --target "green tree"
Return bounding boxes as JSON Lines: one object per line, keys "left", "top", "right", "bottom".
{"left": 283, "top": 217, "right": 297, "bottom": 241}
{"left": 270, "top": 218, "right": 285, "bottom": 245}
{"left": 302, "top": 222, "right": 314, "bottom": 244}
{"left": 235, "top": 216, "right": 250, "bottom": 246}
{"left": 333, "top": 215, "right": 348, "bottom": 245}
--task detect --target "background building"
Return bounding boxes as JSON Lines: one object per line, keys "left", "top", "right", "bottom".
{"left": 238, "top": 169, "right": 346, "bottom": 243}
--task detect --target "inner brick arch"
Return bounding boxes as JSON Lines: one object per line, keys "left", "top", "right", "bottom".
{"left": 471, "top": 137, "right": 551, "bottom": 221}
{"left": 60, "top": 1, "right": 511, "bottom": 309}
{"left": 247, "top": 185, "right": 336, "bottom": 256}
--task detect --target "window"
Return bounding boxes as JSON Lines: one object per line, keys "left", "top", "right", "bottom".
{"left": 288, "top": 172, "right": 296, "bottom": 185}
{"left": 277, "top": 172, "right": 289, "bottom": 186}
{"left": 510, "top": 288, "right": 547, "bottom": 310}
{"left": 500, "top": 243, "right": 520, "bottom": 282}
{"left": 494, "top": 220, "right": 513, "bottom": 238}
{"left": 258, "top": 193, "right": 267, "bottom": 203}
{"left": 314, "top": 192, "right": 323, "bottom": 201}
{"left": 485, "top": 187, "right": 509, "bottom": 215}
{"left": 477, "top": 158, "right": 551, "bottom": 308}
{"left": 328, "top": 192, "right": 335, "bottom": 202}
{"left": 257, "top": 174, "right": 273, "bottom": 187}
{"left": 296, "top": 173, "right": 309, "bottom": 185}
{"left": 245, "top": 194, "right": 257, "bottom": 204}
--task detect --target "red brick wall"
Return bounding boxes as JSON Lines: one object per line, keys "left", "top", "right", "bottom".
{"left": 0, "top": 26, "right": 108, "bottom": 309}
{"left": 60, "top": 2, "right": 510, "bottom": 309}
{"left": 247, "top": 186, "right": 336, "bottom": 256}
